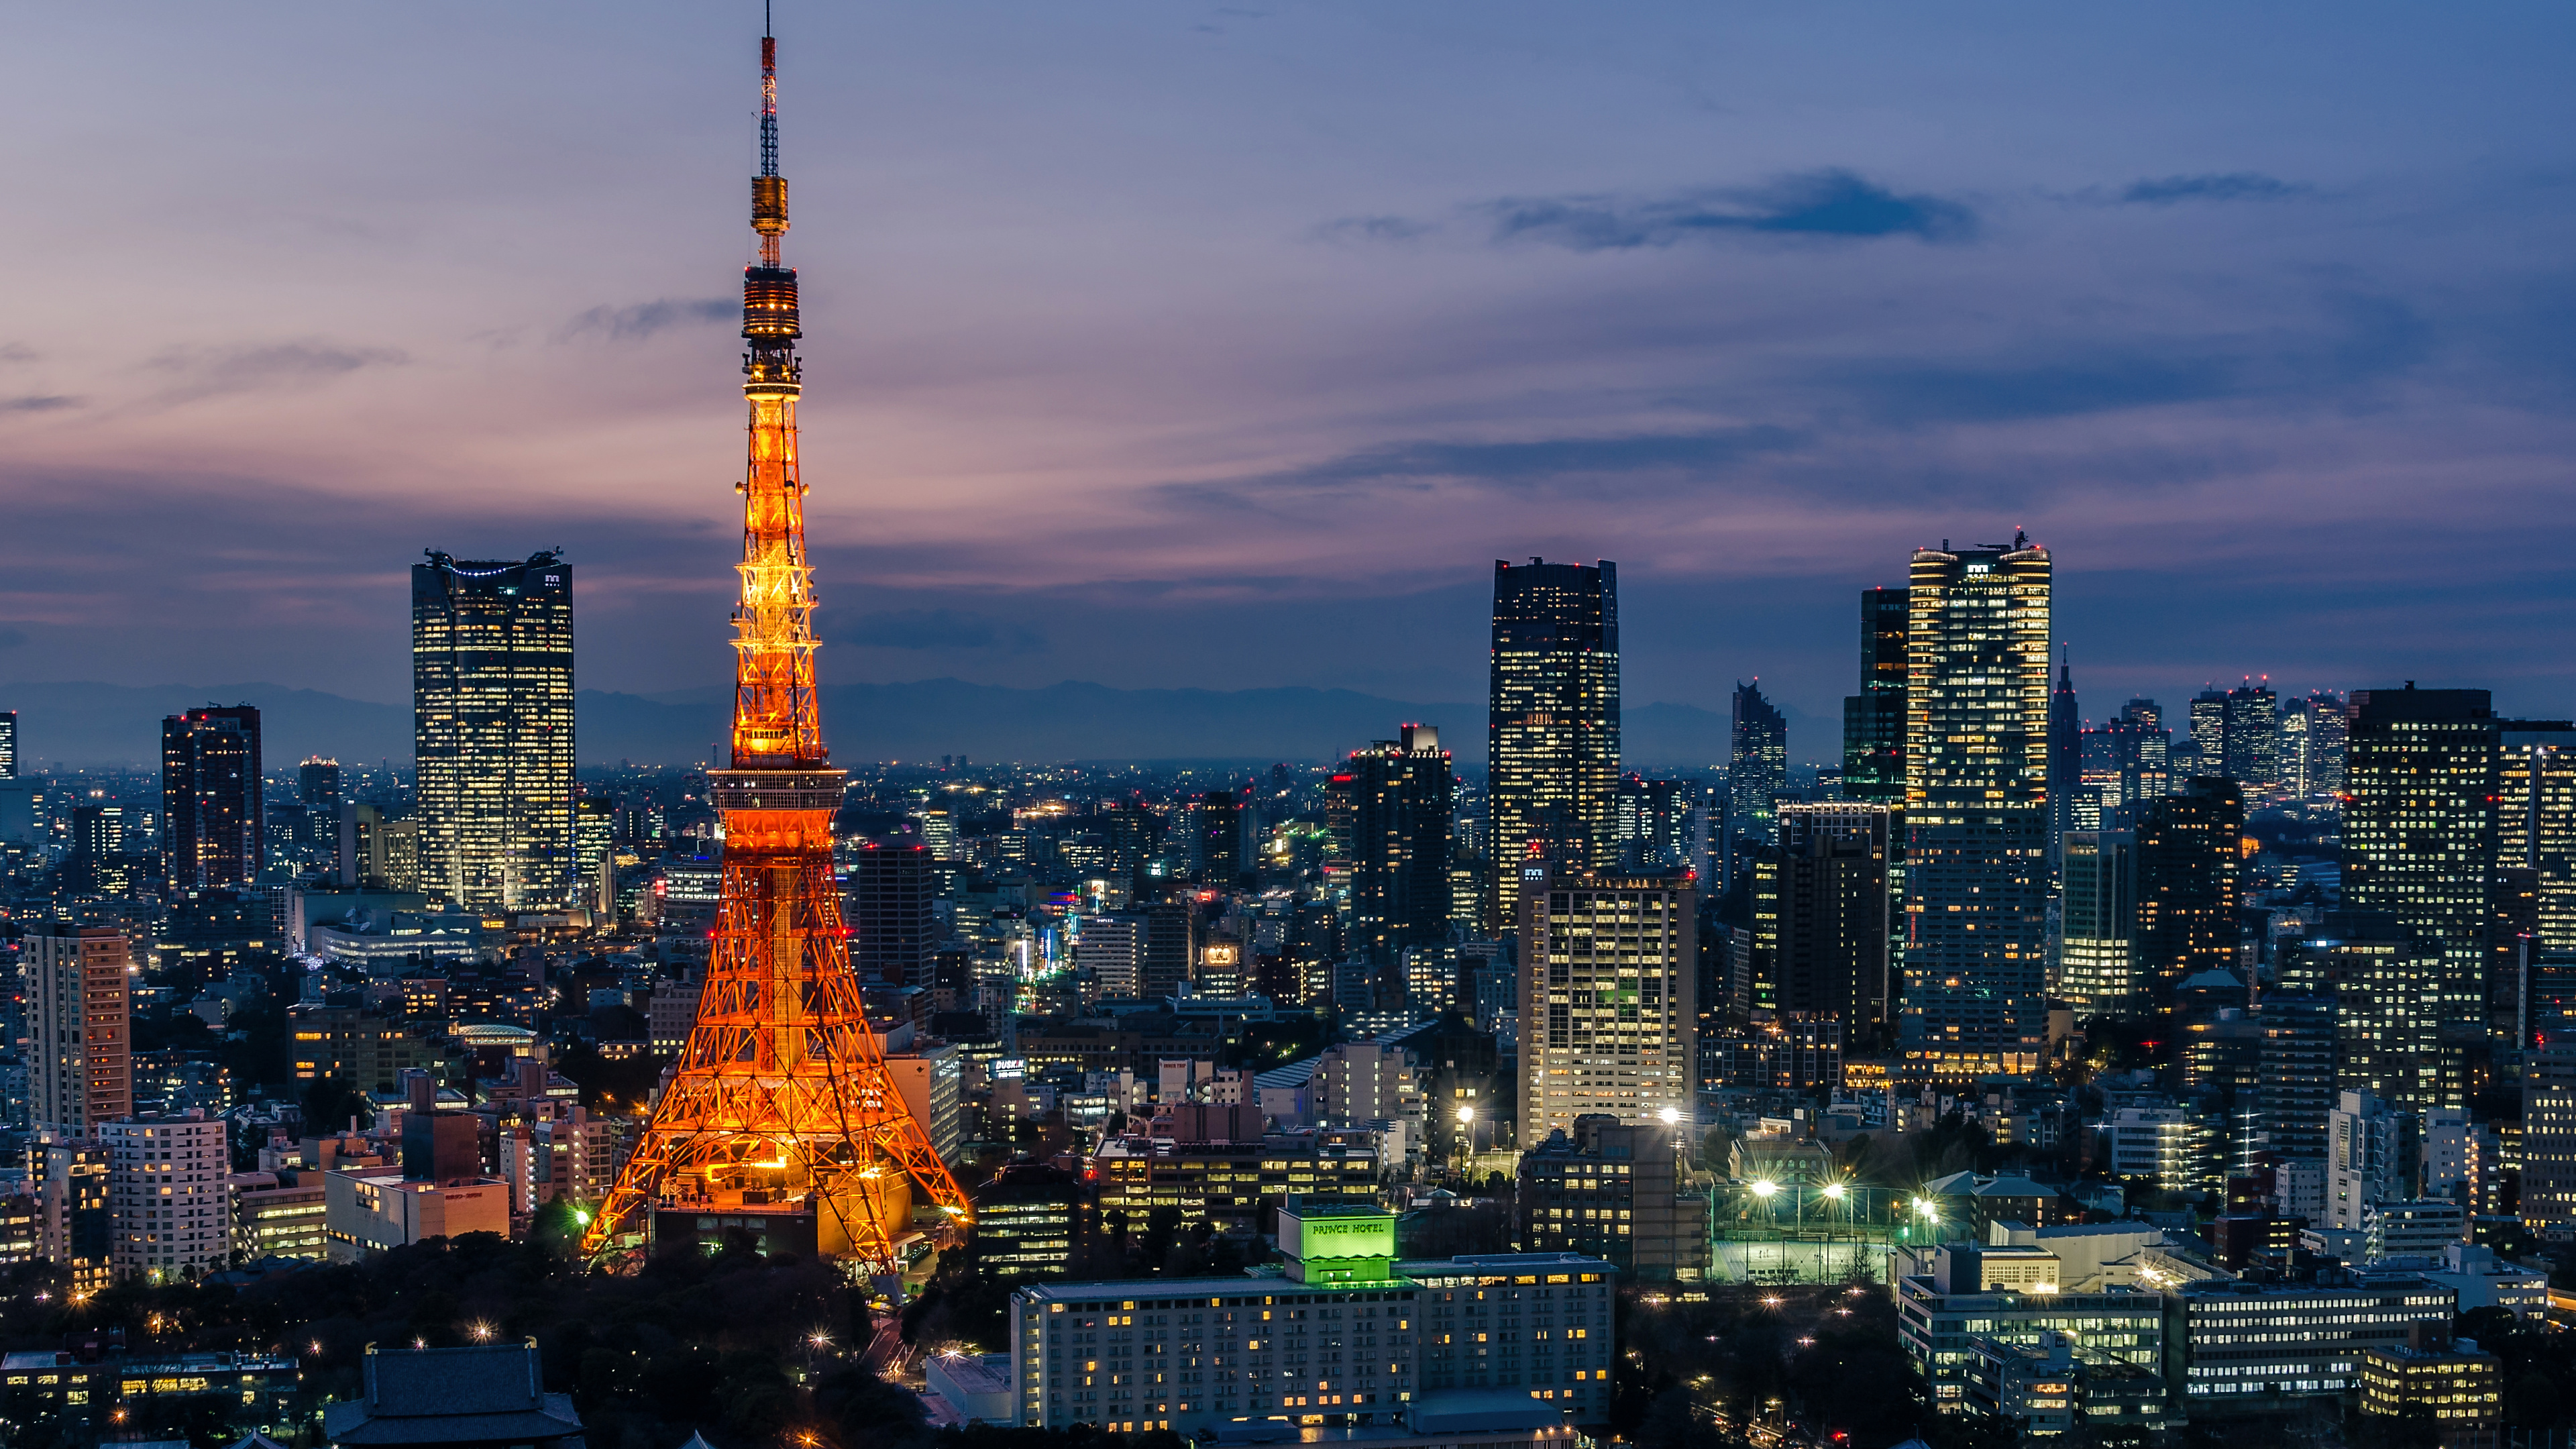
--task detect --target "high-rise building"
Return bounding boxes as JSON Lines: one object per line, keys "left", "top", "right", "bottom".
{"left": 2047, "top": 658, "right": 2080, "bottom": 867}
{"left": 1616, "top": 773, "right": 1691, "bottom": 872}
{"left": 1078, "top": 912, "right": 1144, "bottom": 1002}
{"left": 2222, "top": 682, "right": 2280, "bottom": 792}
{"left": 1197, "top": 790, "right": 1244, "bottom": 885}
{"left": 1900, "top": 535, "right": 2052, "bottom": 1067}
{"left": 2280, "top": 691, "right": 2349, "bottom": 801}
{"left": 162, "top": 705, "right": 262, "bottom": 890}
{"left": 2189, "top": 692, "right": 2227, "bottom": 787}
{"left": 1754, "top": 804, "right": 1892, "bottom": 1040}
{"left": 2500, "top": 721, "right": 2576, "bottom": 955}
{"left": 850, "top": 841, "right": 936, "bottom": 989}
{"left": 1518, "top": 871, "right": 1695, "bottom": 1146}
{"left": 2344, "top": 686, "right": 2498, "bottom": 1091}
{"left": 1841, "top": 586, "right": 1908, "bottom": 805}
{"left": 2255, "top": 991, "right": 2337, "bottom": 1170}
{"left": 1487, "top": 557, "right": 1619, "bottom": 930}
{"left": 574, "top": 796, "right": 615, "bottom": 915}
{"left": 2296, "top": 910, "right": 2443, "bottom": 1117}
{"left": 2133, "top": 777, "right": 2245, "bottom": 1006}
{"left": 2084, "top": 699, "right": 2171, "bottom": 820}
{"left": 102, "top": 1112, "right": 231, "bottom": 1283}
{"left": 1727, "top": 680, "right": 1788, "bottom": 853}
{"left": 297, "top": 757, "right": 343, "bottom": 812}
{"left": 2055, "top": 830, "right": 2138, "bottom": 1017}
{"left": 0, "top": 709, "right": 16, "bottom": 777}
{"left": 413, "top": 549, "right": 576, "bottom": 911}
{"left": 1344, "top": 724, "right": 1454, "bottom": 969}
{"left": 28, "top": 922, "right": 131, "bottom": 1138}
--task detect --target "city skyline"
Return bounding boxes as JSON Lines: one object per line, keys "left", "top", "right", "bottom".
{"left": 3, "top": 3, "right": 2575, "bottom": 755}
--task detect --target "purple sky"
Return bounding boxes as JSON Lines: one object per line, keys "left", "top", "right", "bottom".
{"left": 4, "top": 3, "right": 2575, "bottom": 753}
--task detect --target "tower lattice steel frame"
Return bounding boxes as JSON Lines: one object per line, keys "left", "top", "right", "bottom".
{"left": 580, "top": 23, "right": 973, "bottom": 1270}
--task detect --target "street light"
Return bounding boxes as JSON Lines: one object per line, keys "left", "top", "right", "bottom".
{"left": 1750, "top": 1180, "right": 1778, "bottom": 1199}
{"left": 1821, "top": 1183, "right": 1846, "bottom": 1201}
{"left": 1658, "top": 1106, "right": 1680, "bottom": 1125}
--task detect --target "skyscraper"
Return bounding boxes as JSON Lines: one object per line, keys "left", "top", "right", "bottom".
{"left": 2084, "top": 698, "right": 2171, "bottom": 820}
{"left": 2282, "top": 690, "right": 2349, "bottom": 800}
{"left": 851, "top": 841, "right": 937, "bottom": 989}
{"left": 162, "top": 705, "right": 262, "bottom": 890}
{"left": 413, "top": 549, "right": 576, "bottom": 911}
{"left": 1487, "top": 558, "right": 1619, "bottom": 929}
{"left": 2343, "top": 685, "right": 2498, "bottom": 1095}
{"left": 1727, "top": 681, "right": 1788, "bottom": 857}
{"left": 1900, "top": 534, "right": 2052, "bottom": 1067}
{"left": 2133, "top": 776, "right": 2245, "bottom": 1006}
{"left": 297, "top": 757, "right": 343, "bottom": 812}
{"left": 28, "top": 922, "right": 131, "bottom": 1138}
{"left": 1197, "top": 789, "right": 1244, "bottom": 885}
{"left": 1345, "top": 724, "right": 1456, "bottom": 969}
{"left": 2500, "top": 721, "right": 2576, "bottom": 954}
{"left": 0, "top": 709, "right": 16, "bottom": 777}
{"left": 1754, "top": 803, "right": 1892, "bottom": 1039}
{"left": 2188, "top": 691, "right": 2226, "bottom": 784}
{"left": 1840, "top": 587, "right": 1907, "bottom": 804}
{"left": 1616, "top": 773, "right": 1691, "bottom": 872}
{"left": 2056, "top": 830, "right": 2139, "bottom": 1017}
{"left": 2222, "top": 682, "right": 2279, "bottom": 792}
{"left": 1518, "top": 870, "right": 1696, "bottom": 1144}
{"left": 2048, "top": 657, "right": 2080, "bottom": 866}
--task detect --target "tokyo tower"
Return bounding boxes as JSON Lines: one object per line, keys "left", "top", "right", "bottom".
{"left": 580, "top": 19, "right": 972, "bottom": 1270}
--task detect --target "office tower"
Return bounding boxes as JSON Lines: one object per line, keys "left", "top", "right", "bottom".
{"left": 2295, "top": 910, "right": 2443, "bottom": 1116}
{"left": 1841, "top": 586, "right": 1908, "bottom": 804}
{"left": 574, "top": 796, "right": 614, "bottom": 914}
{"left": 2500, "top": 721, "right": 2576, "bottom": 953}
{"left": 1517, "top": 1115, "right": 1684, "bottom": 1278}
{"left": 2133, "top": 777, "right": 2245, "bottom": 1006}
{"left": 1900, "top": 534, "right": 2052, "bottom": 1065}
{"left": 28, "top": 922, "right": 131, "bottom": 1137}
{"left": 297, "top": 756, "right": 343, "bottom": 811}
{"left": 1079, "top": 912, "right": 1144, "bottom": 1001}
{"left": 1727, "top": 680, "right": 1788, "bottom": 851}
{"left": 335, "top": 802, "right": 388, "bottom": 888}
{"left": 1517, "top": 871, "right": 1696, "bottom": 1146}
{"left": 2344, "top": 686, "right": 2499, "bottom": 1093}
{"left": 1142, "top": 900, "right": 1195, "bottom": 1000}
{"left": 0, "top": 710, "right": 15, "bottom": 777}
{"left": 851, "top": 841, "right": 936, "bottom": 988}
{"left": 1487, "top": 557, "right": 1620, "bottom": 929}
{"left": 2222, "top": 682, "right": 2280, "bottom": 792}
{"left": 2189, "top": 692, "right": 2226, "bottom": 782}
{"left": 2256, "top": 991, "right": 2337, "bottom": 1167}
{"left": 1344, "top": 724, "right": 1454, "bottom": 971}
{"left": 1616, "top": 773, "right": 1690, "bottom": 871}
{"left": 1198, "top": 789, "right": 1244, "bottom": 884}
{"left": 2281, "top": 690, "right": 2349, "bottom": 800}
{"left": 2047, "top": 657, "right": 2080, "bottom": 866}
{"left": 1754, "top": 804, "right": 1892, "bottom": 1038}
{"left": 2326, "top": 1091, "right": 2415, "bottom": 1234}
{"left": 70, "top": 803, "right": 125, "bottom": 861}
{"left": 2084, "top": 699, "right": 2171, "bottom": 820}
{"left": 2055, "top": 830, "right": 2139, "bottom": 1017}
{"left": 162, "top": 705, "right": 262, "bottom": 890}
{"left": 580, "top": 23, "right": 971, "bottom": 1268}
{"left": 413, "top": 549, "right": 576, "bottom": 911}
{"left": 102, "top": 1112, "right": 231, "bottom": 1283}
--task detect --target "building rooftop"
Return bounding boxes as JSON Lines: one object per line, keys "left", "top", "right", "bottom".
{"left": 321, "top": 1342, "right": 582, "bottom": 1448}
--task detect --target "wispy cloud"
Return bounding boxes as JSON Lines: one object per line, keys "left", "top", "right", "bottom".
{"left": 2120, "top": 172, "right": 2308, "bottom": 205}
{"left": 823, "top": 607, "right": 1046, "bottom": 653}
{"left": 1313, "top": 215, "right": 1434, "bottom": 244}
{"left": 0, "top": 343, "right": 37, "bottom": 365}
{"left": 142, "top": 341, "right": 407, "bottom": 405}
{"left": 1158, "top": 427, "right": 1805, "bottom": 516}
{"left": 1479, "top": 169, "right": 1976, "bottom": 251}
{"left": 0, "top": 394, "right": 78, "bottom": 415}
{"left": 557, "top": 298, "right": 735, "bottom": 343}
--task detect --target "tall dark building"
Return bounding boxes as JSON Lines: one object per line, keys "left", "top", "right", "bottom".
{"left": 1753, "top": 804, "right": 1892, "bottom": 1040}
{"left": 1616, "top": 774, "right": 1690, "bottom": 872}
{"left": 413, "top": 549, "right": 576, "bottom": 911}
{"left": 0, "top": 710, "right": 16, "bottom": 778}
{"left": 1197, "top": 790, "right": 1244, "bottom": 885}
{"left": 162, "top": 704, "right": 263, "bottom": 890}
{"left": 1142, "top": 901, "right": 1195, "bottom": 1000}
{"left": 2084, "top": 698, "right": 2171, "bottom": 821}
{"left": 1345, "top": 725, "right": 1455, "bottom": 968}
{"left": 1727, "top": 682, "right": 1788, "bottom": 861}
{"left": 298, "top": 756, "right": 343, "bottom": 811}
{"left": 2500, "top": 721, "right": 2576, "bottom": 955}
{"left": 2047, "top": 657, "right": 2080, "bottom": 866}
{"left": 1840, "top": 586, "right": 1907, "bottom": 804}
{"left": 851, "top": 841, "right": 937, "bottom": 989}
{"left": 2134, "top": 776, "right": 2245, "bottom": 1006}
{"left": 2344, "top": 686, "right": 2498, "bottom": 1089}
{"left": 1487, "top": 558, "right": 1619, "bottom": 930}
{"left": 2056, "top": 830, "right": 2139, "bottom": 1017}
{"left": 1900, "top": 535, "right": 2052, "bottom": 1067}
{"left": 2256, "top": 991, "right": 2337, "bottom": 1169}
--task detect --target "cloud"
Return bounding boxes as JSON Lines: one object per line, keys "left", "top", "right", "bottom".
{"left": 822, "top": 607, "right": 1046, "bottom": 653}
{"left": 142, "top": 341, "right": 407, "bottom": 405}
{"left": 2120, "top": 172, "right": 2308, "bottom": 205}
{"left": 1313, "top": 215, "right": 1434, "bottom": 244}
{"left": 0, "top": 343, "right": 36, "bottom": 364}
{"left": 557, "top": 298, "right": 735, "bottom": 343}
{"left": 1157, "top": 427, "right": 1805, "bottom": 515}
{"left": 1480, "top": 169, "right": 1976, "bottom": 251}
{"left": 0, "top": 394, "right": 78, "bottom": 414}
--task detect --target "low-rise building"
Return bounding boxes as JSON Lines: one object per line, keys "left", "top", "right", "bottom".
{"left": 1964, "top": 1333, "right": 2080, "bottom": 1436}
{"left": 1085, "top": 1130, "right": 1378, "bottom": 1235}
{"left": 1517, "top": 1116, "right": 1691, "bottom": 1280}
{"left": 974, "top": 1163, "right": 1091, "bottom": 1279}
{"left": 323, "top": 1170, "right": 509, "bottom": 1261}
{"left": 2173, "top": 1274, "right": 2455, "bottom": 1409}
{"left": 228, "top": 1173, "right": 328, "bottom": 1259}
{"left": 1893, "top": 1246, "right": 2165, "bottom": 1413}
{"left": 2359, "top": 1332, "right": 2500, "bottom": 1446}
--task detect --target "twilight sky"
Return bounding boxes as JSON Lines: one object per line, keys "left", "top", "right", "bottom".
{"left": 5, "top": 3, "right": 2576, "bottom": 755}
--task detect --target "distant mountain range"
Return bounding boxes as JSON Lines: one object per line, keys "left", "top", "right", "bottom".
{"left": 1, "top": 677, "right": 1735, "bottom": 771}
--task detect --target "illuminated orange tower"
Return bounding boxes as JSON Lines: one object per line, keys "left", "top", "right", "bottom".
{"left": 581, "top": 21, "right": 971, "bottom": 1271}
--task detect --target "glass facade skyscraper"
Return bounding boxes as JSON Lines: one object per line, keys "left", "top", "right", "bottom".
{"left": 1487, "top": 558, "right": 1619, "bottom": 931}
{"left": 413, "top": 549, "right": 576, "bottom": 911}
{"left": 1727, "top": 680, "right": 1788, "bottom": 859}
{"left": 1344, "top": 724, "right": 1456, "bottom": 969}
{"left": 1840, "top": 586, "right": 1907, "bottom": 805}
{"left": 1900, "top": 534, "right": 2052, "bottom": 1069}
{"left": 161, "top": 704, "right": 263, "bottom": 890}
